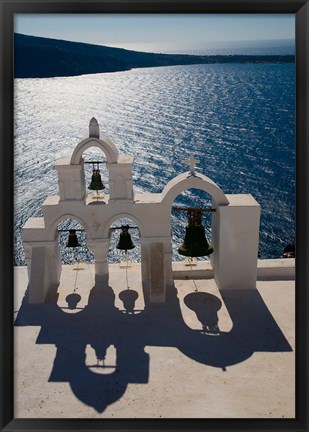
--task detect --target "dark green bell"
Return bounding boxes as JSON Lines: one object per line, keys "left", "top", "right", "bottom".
{"left": 178, "top": 208, "right": 213, "bottom": 258}
{"left": 88, "top": 169, "right": 105, "bottom": 191}
{"left": 178, "top": 225, "right": 213, "bottom": 257}
{"left": 66, "top": 230, "right": 81, "bottom": 248}
{"left": 116, "top": 225, "right": 135, "bottom": 251}
{"left": 283, "top": 243, "right": 295, "bottom": 258}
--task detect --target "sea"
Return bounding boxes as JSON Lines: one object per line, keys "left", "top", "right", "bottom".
{"left": 14, "top": 56, "right": 295, "bottom": 265}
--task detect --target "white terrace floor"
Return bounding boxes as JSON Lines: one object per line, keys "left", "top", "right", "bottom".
{"left": 14, "top": 260, "right": 295, "bottom": 419}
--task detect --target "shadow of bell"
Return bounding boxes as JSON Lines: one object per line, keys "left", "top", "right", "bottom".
{"left": 184, "top": 291, "right": 222, "bottom": 335}
{"left": 65, "top": 293, "right": 82, "bottom": 310}
{"left": 118, "top": 289, "right": 139, "bottom": 314}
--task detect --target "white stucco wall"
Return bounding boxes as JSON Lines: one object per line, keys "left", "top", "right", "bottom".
{"left": 23, "top": 119, "right": 261, "bottom": 303}
{"left": 212, "top": 194, "right": 260, "bottom": 290}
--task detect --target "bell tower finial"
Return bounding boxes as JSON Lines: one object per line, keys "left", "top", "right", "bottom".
{"left": 89, "top": 117, "right": 100, "bottom": 138}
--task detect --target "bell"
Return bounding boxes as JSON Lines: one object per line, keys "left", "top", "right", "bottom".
{"left": 88, "top": 169, "right": 105, "bottom": 191}
{"left": 178, "top": 209, "right": 213, "bottom": 258}
{"left": 116, "top": 225, "right": 135, "bottom": 251}
{"left": 66, "top": 230, "right": 81, "bottom": 248}
{"left": 283, "top": 243, "right": 295, "bottom": 258}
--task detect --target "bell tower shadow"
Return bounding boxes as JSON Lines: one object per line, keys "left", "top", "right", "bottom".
{"left": 15, "top": 274, "right": 292, "bottom": 414}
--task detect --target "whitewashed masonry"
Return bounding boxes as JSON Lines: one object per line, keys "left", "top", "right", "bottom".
{"left": 23, "top": 118, "right": 261, "bottom": 303}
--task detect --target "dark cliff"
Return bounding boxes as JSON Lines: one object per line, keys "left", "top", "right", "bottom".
{"left": 14, "top": 33, "right": 295, "bottom": 79}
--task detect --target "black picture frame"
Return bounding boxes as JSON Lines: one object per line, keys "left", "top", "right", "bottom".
{"left": 1, "top": 1, "right": 308, "bottom": 431}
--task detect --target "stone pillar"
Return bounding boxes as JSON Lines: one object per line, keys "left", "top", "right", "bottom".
{"left": 23, "top": 242, "right": 32, "bottom": 280}
{"left": 107, "top": 155, "right": 134, "bottom": 202}
{"left": 162, "top": 237, "right": 173, "bottom": 288}
{"left": 211, "top": 194, "right": 260, "bottom": 290}
{"left": 55, "top": 157, "right": 86, "bottom": 201}
{"left": 141, "top": 237, "right": 172, "bottom": 303}
{"left": 47, "top": 240, "right": 62, "bottom": 284}
{"left": 149, "top": 242, "right": 165, "bottom": 302}
{"left": 140, "top": 238, "right": 150, "bottom": 302}
{"left": 87, "top": 239, "right": 110, "bottom": 285}
{"left": 25, "top": 240, "right": 62, "bottom": 303}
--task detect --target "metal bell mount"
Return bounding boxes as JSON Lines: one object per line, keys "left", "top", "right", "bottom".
{"left": 283, "top": 243, "right": 295, "bottom": 258}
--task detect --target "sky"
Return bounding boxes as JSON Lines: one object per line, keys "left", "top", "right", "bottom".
{"left": 15, "top": 14, "right": 295, "bottom": 53}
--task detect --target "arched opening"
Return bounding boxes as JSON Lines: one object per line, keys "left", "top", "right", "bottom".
{"left": 171, "top": 188, "right": 214, "bottom": 262}
{"left": 56, "top": 217, "right": 92, "bottom": 264}
{"left": 160, "top": 171, "right": 228, "bottom": 301}
{"left": 107, "top": 216, "right": 141, "bottom": 264}
{"left": 170, "top": 189, "right": 233, "bottom": 334}
{"left": 56, "top": 217, "right": 94, "bottom": 314}
{"left": 83, "top": 147, "right": 109, "bottom": 203}
{"left": 106, "top": 216, "right": 144, "bottom": 314}
{"left": 70, "top": 135, "right": 119, "bottom": 165}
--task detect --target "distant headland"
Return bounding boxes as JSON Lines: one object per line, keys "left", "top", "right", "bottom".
{"left": 14, "top": 33, "right": 295, "bottom": 79}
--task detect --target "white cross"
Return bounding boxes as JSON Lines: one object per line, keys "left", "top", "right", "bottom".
{"left": 183, "top": 153, "right": 199, "bottom": 173}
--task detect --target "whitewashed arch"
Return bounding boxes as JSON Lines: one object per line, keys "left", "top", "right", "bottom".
{"left": 102, "top": 213, "right": 145, "bottom": 238}
{"left": 49, "top": 214, "right": 91, "bottom": 240}
{"left": 70, "top": 135, "right": 119, "bottom": 165}
{"left": 160, "top": 172, "right": 229, "bottom": 208}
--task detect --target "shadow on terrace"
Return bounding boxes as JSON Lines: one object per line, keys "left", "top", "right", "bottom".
{"left": 15, "top": 277, "right": 292, "bottom": 413}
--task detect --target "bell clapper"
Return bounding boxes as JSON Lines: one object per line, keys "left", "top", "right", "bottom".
{"left": 73, "top": 248, "right": 84, "bottom": 271}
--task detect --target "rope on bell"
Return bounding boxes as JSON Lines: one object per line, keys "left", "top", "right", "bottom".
{"left": 65, "top": 263, "right": 82, "bottom": 310}
{"left": 73, "top": 264, "right": 79, "bottom": 293}
{"left": 188, "top": 258, "right": 198, "bottom": 292}
{"left": 125, "top": 251, "right": 130, "bottom": 290}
